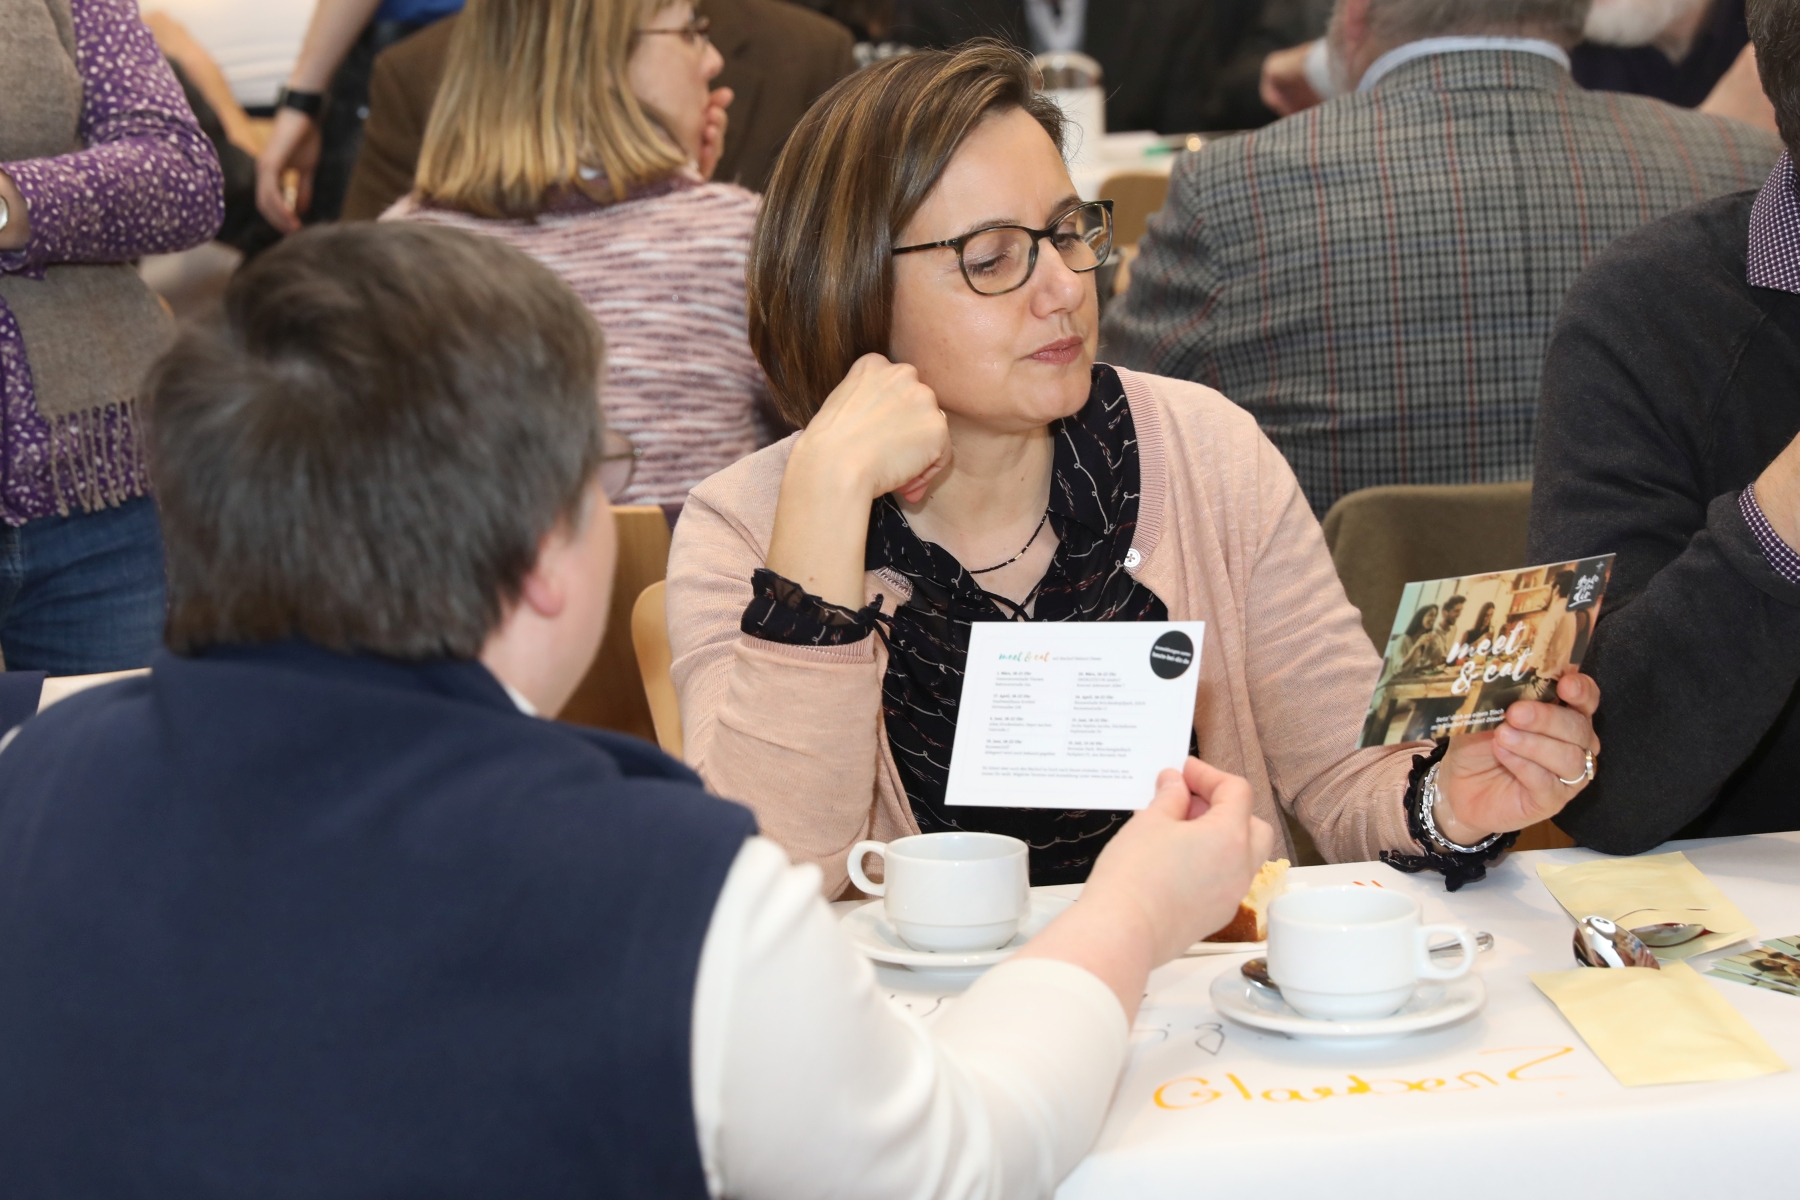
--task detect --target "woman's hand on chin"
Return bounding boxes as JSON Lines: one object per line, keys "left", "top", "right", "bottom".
{"left": 1435, "top": 671, "right": 1602, "bottom": 845}
{"left": 766, "top": 355, "right": 952, "bottom": 608}
{"left": 698, "top": 87, "right": 732, "bottom": 180}
{"left": 791, "top": 354, "right": 953, "bottom": 503}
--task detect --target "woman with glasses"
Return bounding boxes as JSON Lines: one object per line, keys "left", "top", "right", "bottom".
{"left": 388, "top": 0, "right": 773, "bottom": 508}
{"left": 666, "top": 41, "right": 1605, "bottom": 896}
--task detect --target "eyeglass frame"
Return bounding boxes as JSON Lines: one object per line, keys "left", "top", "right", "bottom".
{"left": 598, "top": 432, "right": 643, "bottom": 502}
{"left": 889, "top": 199, "right": 1115, "bottom": 297}
{"left": 633, "top": 14, "right": 712, "bottom": 46}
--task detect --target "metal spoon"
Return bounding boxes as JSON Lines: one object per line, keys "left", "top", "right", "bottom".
{"left": 1241, "top": 932, "right": 1494, "bottom": 995}
{"left": 1630, "top": 922, "right": 1706, "bottom": 948}
{"left": 1617, "top": 907, "right": 1708, "bottom": 948}
{"left": 1573, "top": 915, "right": 1660, "bottom": 969}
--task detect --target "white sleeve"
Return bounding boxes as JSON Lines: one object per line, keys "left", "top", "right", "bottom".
{"left": 691, "top": 837, "right": 1129, "bottom": 1200}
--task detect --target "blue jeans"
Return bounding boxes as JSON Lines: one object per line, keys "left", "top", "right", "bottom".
{"left": 0, "top": 497, "right": 167, "bottom": 673}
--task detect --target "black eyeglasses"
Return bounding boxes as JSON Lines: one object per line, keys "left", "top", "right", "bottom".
{"left": 890, "top": 199, "right": 1114, "bottom": 297}
{"left": 634, "top": 14, "right": 711, "bottom": 46}
{"left": 599, "top": 430, "right": 642, "bottom": 501}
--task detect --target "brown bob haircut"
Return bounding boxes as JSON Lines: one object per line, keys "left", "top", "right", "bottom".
{"left": 146, "top": 222, "right": 606, "bottom": 659}
{"left": 748, "top": 41, "right": 1066, "bottom": 427}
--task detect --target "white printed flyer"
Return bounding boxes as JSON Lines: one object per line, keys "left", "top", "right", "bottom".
{"left": 944, "top": 621, "right": 1207, "bottom": 811}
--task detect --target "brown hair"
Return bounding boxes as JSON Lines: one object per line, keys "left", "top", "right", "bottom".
{"left": 147, "top": 223, "right": 606, "bottom": 659}
{"left": 414, "top": 0, "right": 688, "bottom": 218}
{"left": 1750, "top": 0, "right": 1800, "bottom": 155}
{"left": 748, "top": 40, "right": 1066, "bottom": 426}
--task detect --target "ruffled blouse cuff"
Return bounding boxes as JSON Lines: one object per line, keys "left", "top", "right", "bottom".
{"left": 1379, "top": 742, "right": 1519, "bottom": 892}
{"left": 740, "top": 568, "right": 885, "bottom": 647}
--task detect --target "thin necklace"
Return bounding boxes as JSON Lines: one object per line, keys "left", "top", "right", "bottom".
{"left": 966, "top": 509, "right": 1050, "bottom": 575}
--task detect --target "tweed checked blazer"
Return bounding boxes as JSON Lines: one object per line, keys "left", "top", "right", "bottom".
{"left": 1103, "top": 49, "right": 1782, "bottom": 515}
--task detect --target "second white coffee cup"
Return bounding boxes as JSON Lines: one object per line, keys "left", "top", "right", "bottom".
{"left": 1266, "top": 885, "right": 1478, "bottom": 1020}
{"left": 847, "top": 832, "right": 1030, "bottom": 953}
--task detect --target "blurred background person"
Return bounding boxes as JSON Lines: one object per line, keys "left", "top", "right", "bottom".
{"left": 0, "top": 0, "right": 222, "bottom": 673}
{"left": 1574, "top": 0, "right": 1747, "bottom": 105}
{"left": 342, "top": 0, "right": 854, "bottom": 219}
{"left": 1213, "top": 0, "right": 1334, "bottom": 129}
{"left": 137, "top": 0, "right": 314, "bottom": 110}
{"left": 1105, "top": 0, "right": 1779, "bottom": 517}
{"left": 255, "top": 0, "right": 462, "bottom": 233}
{"left": 1261, "top": 0, "right": 1756, "bottom": 115}
{"left": 390, "top": 0, "right": 773, "bottom": 510}
{"left": 888, "top": 0, "right": 1215, "bottom": 133}
{"left": 139, "top": 9, "right": 284, "bottom": 319}
{"left": 1530, "top": 0, "right": 1800, "bottom": 855}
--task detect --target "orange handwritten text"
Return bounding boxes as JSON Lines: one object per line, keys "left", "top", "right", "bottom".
{"left": 1152, "top": 1046, "right": 1578, "bottom": 1111}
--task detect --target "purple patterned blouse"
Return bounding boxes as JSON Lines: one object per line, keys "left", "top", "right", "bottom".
{"left": 0, "top": 0, "right": 223, "bottom": 526}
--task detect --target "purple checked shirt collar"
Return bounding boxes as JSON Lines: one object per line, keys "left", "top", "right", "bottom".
{"left": 1748, "top": 152, "right": 1800, "bottom": 294}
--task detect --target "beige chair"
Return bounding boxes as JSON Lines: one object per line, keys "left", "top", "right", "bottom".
{"left": 558, "top": 506, "right": 672, "bottom": 744}
{"left": 1098, "top": 171, "right": 1170, "bottom": 246}
{"left": 1319, "top": 481, "right": 1573, "bottom": 854}
{"left": 1322, "top": 482, "right": 1534, "bottom": 650}
{"left": 631, "top": 581, "right": 682, "bottom": 759}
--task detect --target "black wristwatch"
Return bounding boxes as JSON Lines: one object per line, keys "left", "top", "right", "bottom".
{"left": 275, "top": 86, "right": 327, "bottom": 120}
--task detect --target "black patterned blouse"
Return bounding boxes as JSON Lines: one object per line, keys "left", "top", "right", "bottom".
{"left": 742, "top": 365, "right": 1174, "bottom": 884}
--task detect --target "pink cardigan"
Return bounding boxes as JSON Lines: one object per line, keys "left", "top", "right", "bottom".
{"left": 667, "top": 367, "right": 1432, "bottom": 897}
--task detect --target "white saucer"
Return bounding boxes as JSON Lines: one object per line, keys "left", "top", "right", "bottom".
{"left": 1209, "top": 969, "right": 1485, "bottom": 1038}
{"left": 841, "top": 894, "right": 1074, "bottom": 970}
{"left": 1185, "top": 939, "right": 1264, "bottom": 956}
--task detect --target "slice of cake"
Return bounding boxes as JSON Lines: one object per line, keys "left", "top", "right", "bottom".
{"left": 1202, "top": 859, "right": 1289, "bottom": 942}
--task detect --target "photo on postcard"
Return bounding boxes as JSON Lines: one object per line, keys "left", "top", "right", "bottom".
{"left": 1357, "top": 555, "right": 1615, "bottom": 748}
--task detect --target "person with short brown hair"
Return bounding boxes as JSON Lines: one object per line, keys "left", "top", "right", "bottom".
{"left": 668, "top": 41, "right": 1605, "bottom": 897}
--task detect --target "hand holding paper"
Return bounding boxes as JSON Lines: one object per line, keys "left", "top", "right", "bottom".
{"left": 944, "top": 621, "right": 1206, "bottom": 811}
{"left": 1435, "top": 669, "right": 1603, "bottom": 844}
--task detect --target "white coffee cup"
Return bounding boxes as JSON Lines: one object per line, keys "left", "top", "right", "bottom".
{"left": 1265, "top": 886, "right": 1478, "bottom": 1020}
{"left": 847, "top": 832, "right": 1030, "bottom": 953}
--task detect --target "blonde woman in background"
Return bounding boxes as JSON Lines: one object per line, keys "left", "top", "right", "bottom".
{"left": 389, "top": 0, "right": 773, "bottom": 508}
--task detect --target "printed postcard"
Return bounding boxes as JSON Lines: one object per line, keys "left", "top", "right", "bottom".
{"left": 1358, "top": 555, "right": 1615, "bottom": 747}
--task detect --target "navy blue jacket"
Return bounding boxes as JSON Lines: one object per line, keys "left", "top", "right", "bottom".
{"left": 0, "top": 642, "right": 755, "bottom": 1198}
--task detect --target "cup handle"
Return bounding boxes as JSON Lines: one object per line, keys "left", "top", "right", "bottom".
{"left": 1416, "top": 925, "right": 1477, "bottom": 981}
{"left": 847, "top": 841, "right": 887, "bottom": 897}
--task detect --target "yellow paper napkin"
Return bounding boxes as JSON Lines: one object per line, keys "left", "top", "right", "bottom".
{"left": 1536, "top": 851, "right": 1754, "bottom": 960}
{"left": 1531, "top": 963, "right": 1787, "bottom": 1086}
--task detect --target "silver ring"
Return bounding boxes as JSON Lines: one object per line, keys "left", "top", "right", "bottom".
{"left": 1557, "top": 750, "right": 1596, "bottom": 787}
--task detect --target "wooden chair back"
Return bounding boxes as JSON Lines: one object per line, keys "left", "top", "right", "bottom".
{"left": 631, "top": 580, "right": 682, "bottom": 759}
{"left": 1322, "top": 482, "right": 1534, "bottom": 650}
{"left": 557, "top": 506, "right": 672, "bottom": 744}
{"left": 1319, "top": 481, "right": 1573, "bottom": 853}
{"left": 1099, "top": 171, "right": 1170, "bottom": 247}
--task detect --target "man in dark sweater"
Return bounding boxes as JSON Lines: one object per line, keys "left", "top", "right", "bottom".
{"left": 1528, "top": 0, "right": 1800, "bottom": 854}
{"left": 0, "top": 222, "right": 1270, "bottom": 1196}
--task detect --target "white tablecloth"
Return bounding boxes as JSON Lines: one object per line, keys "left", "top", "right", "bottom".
{"left": 846, "top": 832, "right": 1800, "bottom": 1198}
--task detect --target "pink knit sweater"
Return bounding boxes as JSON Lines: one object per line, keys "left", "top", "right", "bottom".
{"left": 667, "top": 367, "right": 1434, "bottom": 898}
{"left": 388, "top": 178, "right": 770, "bottom": 507}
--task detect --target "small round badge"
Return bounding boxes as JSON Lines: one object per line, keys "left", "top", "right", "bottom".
{"left": 1149, "top": 631, "right": 1195, "bottom": 680}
